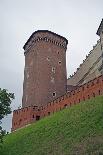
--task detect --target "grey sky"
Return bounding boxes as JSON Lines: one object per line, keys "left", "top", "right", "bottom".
{"left": 0, "top": 0, "right": 103, "bottom": 132}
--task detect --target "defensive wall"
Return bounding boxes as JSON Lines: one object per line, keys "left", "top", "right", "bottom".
{"left": 67, "top": 18, "right": 103, "bottom": 86}
{"left": 12, "top": 75, "right": 103, "bottom": 131}
{"left": 67, "top": 39, "right": 102, "bottom": 86}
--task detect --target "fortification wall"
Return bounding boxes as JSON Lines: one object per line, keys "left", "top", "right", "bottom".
{"left": 12, "top": 75, "right": 103, "bottom": 132}
{"left": 67, "top": 40, "right": 102, "bottom": 86}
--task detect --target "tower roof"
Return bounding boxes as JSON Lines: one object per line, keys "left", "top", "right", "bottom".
{"left": 23, "top": 30, "right": 68, "bottom": 50}
{"left": 96, "top": 19, "right": 103, "bottom": 36}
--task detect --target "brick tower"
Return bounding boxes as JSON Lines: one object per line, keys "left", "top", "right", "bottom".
{"left": 22, "top": 30, "right": 68, "bottom": 107}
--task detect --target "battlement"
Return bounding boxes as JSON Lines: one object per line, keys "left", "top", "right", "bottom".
{"left": 67, "top": 39, "right": 102, "bottom": 86}
{"left": 23, "top": 30, "right": 68, "bottom": 52}
{"left": 12, "top": 75, "right": 103, "bottom": 132}
{"left": 68, "top": 39, "right": 101, "bottom": 79}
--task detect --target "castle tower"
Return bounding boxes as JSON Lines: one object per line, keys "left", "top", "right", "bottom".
{"left": 22, "top": 30, "right": 68, "bottom": 107}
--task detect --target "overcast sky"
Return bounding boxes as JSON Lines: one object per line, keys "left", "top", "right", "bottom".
{"left": 0, "top": 0, "right": 103, "bottom": 132}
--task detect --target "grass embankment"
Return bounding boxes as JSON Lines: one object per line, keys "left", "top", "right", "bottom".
{"left": 0, "top": 95, "right": 103, "bottom": 155}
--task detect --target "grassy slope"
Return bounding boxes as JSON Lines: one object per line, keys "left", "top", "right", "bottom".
{"left": 1, "top": 95, "right": 103, "bottom": 155}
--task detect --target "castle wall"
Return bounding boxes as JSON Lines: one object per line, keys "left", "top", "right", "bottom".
{"left": 12, "top": 75, "right": 103, "bottom": 132}
{"left": 67, "top": 40, "right": 102, "bottom": 86}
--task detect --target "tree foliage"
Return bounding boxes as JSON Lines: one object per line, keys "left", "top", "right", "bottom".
{"left": 0, "top": 88, "right": 14, "bottom": 144}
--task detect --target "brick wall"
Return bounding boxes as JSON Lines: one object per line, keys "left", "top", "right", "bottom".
{"left": 12, "top": 75, "right": 103, "bottom": 132}
{"left": 22, "top": 30, "right": 68, "bottom": 107}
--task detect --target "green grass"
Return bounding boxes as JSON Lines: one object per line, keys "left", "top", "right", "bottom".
{"left": 1, "top": 95, "right": 103, "bottom": 155}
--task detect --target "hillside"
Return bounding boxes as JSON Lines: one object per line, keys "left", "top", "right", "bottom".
{"left": 0, "top": 95, "right": 103, "bottom": 155}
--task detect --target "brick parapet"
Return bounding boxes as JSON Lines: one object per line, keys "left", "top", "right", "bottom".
{"left": 12, "top": 75, "right": 103, "bottom": 132}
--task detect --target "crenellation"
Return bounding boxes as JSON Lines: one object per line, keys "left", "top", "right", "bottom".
{"left": 68, "top": 38, "right": 101, "bottom": 84}
{"left": 67, "top": 39, "right": 102, "bottom": 86}
{"left": 24, "top": 32, "right": 68, "bottom": 52}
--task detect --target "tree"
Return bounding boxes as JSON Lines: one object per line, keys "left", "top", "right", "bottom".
{"left": 0, "top": 88, "right": 14, "bottom": 144}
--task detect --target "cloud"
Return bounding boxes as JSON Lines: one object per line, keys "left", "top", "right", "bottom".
{"left": 0, "top": 0, "right": 102, "bottom": 132}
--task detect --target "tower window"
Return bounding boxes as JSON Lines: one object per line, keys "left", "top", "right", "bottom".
{"left": 47, "top": 57, "right": 50, "bottom": 61}
{"left": 58, "top": 61, "right": 61, "bottom": 65}
{"left": 52, "top": 67, "right": 55, "bottom": 73}
{"left": 52, "top": 92, "right": 56, "bottom": 97}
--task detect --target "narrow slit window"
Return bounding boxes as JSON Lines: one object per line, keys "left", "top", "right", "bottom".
{"left": 47, "top": 57, "right": 50, "bottom": 61}
{"left": 52, "top": 67, "right": 55, "bottom": 73}
{"left": 58, "top": 61, "right": 61, "bottom": 65}
{"left": 52, "top": 92, "right": 56, "bottom": 97}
